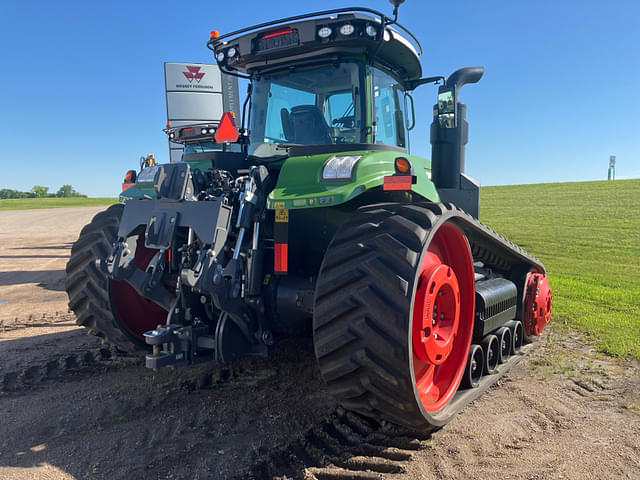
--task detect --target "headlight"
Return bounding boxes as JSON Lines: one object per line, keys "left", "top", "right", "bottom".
{"left": 365, "top": 25, "right": 377, "bottom": 37}
{"left": 216, "top": 51, "right": 225, "bottom": 62}
{"left": 201, "top": 128, "right": 208, "bottom": 134}
{"left": 339, "top": 24, "right": 355, "bottom": 36}
{"left": 322, "top": 155, "right": 362, "bottom": 181}
{"left": 317, "top": 26, "right": 332, "bottom": 38}
{"left": 227, "top": 47, "right": 237, "bottom": 57}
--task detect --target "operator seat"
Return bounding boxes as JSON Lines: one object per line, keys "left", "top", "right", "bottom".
{"left": 288, "top": 105, "right": 332, "bottom": 145}
{"left": 280, "top": 108, "right": 294, "bottom": 142}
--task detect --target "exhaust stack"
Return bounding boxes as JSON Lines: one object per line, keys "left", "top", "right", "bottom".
{"left": 430, "top": 67, "right": 484, "bottom": 218}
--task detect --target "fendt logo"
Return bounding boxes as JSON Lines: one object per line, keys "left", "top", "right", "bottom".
{"left": 183, "top": 66, "right": 205, "bottom": 83}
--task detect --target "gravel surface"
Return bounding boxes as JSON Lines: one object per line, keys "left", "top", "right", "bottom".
{"left": 0, "top": 206, "right": 638, "bottom": 480}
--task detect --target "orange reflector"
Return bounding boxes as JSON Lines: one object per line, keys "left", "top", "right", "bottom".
{"left": 395, "top": 157, "right": 411, "bottom": 174}
{"left": 383, "top": 175, "right": 412, "bottom": 191}
{"left": 274, "top": 243, "right": 288, "bottom": 273}
{"left": 215, "top": 112, "right": 240, "bottom": 143}
{"left": 210, "top": 30, "right": 220, "bottom": 39}
{"left": 123, "top": 170, "right": 136, "bottom": 183}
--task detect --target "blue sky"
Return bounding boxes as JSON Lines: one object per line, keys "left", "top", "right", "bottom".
{"left": 0, "top": 0, "right": 638, "bottom": 196}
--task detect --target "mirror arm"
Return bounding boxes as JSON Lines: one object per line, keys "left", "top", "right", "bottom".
{"left": 407, "top": 76, "right": 445, "bottom": 90}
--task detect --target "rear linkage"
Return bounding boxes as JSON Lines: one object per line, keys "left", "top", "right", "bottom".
{"left": 100, "top": 162, "right": 275, "bottom": 368}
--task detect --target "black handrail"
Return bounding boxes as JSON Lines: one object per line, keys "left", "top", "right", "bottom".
{"left": 206, "top": 7, "right": 422, "bottom": 56}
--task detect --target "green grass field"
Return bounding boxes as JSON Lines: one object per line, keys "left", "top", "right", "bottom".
{"left": 0, "top": 197, "right": 117, "bottom": 210}
{"left": 480, "top": 178, "right": 640, "bottom": 359}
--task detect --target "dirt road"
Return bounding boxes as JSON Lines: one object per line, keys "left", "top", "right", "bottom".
{"left": 1, "top": 207, "right": 638, "bottom": 480}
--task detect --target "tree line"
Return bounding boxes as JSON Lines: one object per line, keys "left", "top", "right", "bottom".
{"left": 0, "top": 185, "right": 87, "bottom": 199}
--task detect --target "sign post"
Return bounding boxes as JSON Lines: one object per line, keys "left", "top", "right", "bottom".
{"left": 608, "top": 155, "right": 616, "bottom": 181}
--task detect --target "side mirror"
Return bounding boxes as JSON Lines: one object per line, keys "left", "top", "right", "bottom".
{"left": 436, "top": 86, "right": 456, "bottom": 128}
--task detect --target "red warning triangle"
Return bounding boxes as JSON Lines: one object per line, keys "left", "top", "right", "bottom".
{"left": 215, "top": 112, "right": 239, "bottom": 143}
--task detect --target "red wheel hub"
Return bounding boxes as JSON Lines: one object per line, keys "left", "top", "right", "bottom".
{"left": 412, "top": 258, "right": 460, "bottom": 366}
{"left": 523, "top": 272, "right": 552, "bottom": 336}
{"left": 412, "top": 222, "right": 475, "bottom": 412}
{"left": 110, "top": 233, "right": 168, "bottom": 342}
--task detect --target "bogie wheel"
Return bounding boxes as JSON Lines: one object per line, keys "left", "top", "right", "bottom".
{"left": 65, "top": 204, "right": 167, "bottom": 353}
{"left": 461, "top": 344, "right": 484, "bottom": 389}
{"left": 313, "top": 203, "right": 475, "bottom": 430}
{"left": 496, "top": 327, "right": 512, "bottom": 364}
{"left": 506, "top": 320, "right": 523, "bottom": 353}
{"left": 481, "top": 334, "right": 499, "bottom": 374}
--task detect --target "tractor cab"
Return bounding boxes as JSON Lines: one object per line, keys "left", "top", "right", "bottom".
{"left": 208, "top": 9, "right": 422, "bottom": 158}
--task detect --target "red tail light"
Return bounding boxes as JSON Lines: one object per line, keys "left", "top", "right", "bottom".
{"left": 262, "top": 27, "right": 294, "bottom": 39}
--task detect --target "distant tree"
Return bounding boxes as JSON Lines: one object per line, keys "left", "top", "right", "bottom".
{"left": 56, "top": 184, "right": 73, "bottom": 197}
{"left": 0, "top": 189, "right": 19, "bottom": 199}
{"left": 30, "top": 185, "right": 49, "bottom": 198}
{"left": 0, "top": 189, "right": 31, "bottom": 199}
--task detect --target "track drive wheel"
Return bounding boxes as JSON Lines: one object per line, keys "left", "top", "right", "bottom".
{"left": 65, "top": 204, "right": 167, "bottom": 353}
{"left": 313, "top": 203, "right": 475, "bottom": 430}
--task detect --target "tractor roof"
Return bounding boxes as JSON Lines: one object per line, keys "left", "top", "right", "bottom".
{"left": 208, "top": 8, "right": 422, "bottom": 82}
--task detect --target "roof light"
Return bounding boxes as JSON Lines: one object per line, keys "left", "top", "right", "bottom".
{"left": 262, "top": 27, "right": 294, "bottom": 39}
{"left": 317, "top": 26, "right": 332, "bottom": 38}
{"left": 366, "top": 25, "right": 377, "bottom": 37}
{"left": 209, "top": 30, "right": 220, "bottom": 39}
{"left": 216, "top": 51, "right": 225, "bottom": 62}
{"left": 339, "top": 24, "right": 355, "bottom": 36}
{"left": 215, "top": 112, "right": 240, "bottom": 143}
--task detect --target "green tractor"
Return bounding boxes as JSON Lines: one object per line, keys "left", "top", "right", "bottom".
{"left": 65, "top": 4, "right": 552, "bottom": 431}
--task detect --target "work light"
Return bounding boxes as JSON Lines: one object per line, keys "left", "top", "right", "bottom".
{"left": 317, "top": 26, "right": 332, "bottom": 38}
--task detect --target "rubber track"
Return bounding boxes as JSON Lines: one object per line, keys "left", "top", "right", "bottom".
{"left": 237, "top": 406, "right": 425, "bottom": 480}
{"left": 235, "top": 343, "right": 536, "bottom": 479}
{"left": 0, "top": 346, "right": 129, "bottom": 394}
{"left": 64, "top": 203, "right": 145, "bottom": 353}
{"left": 313, "top": 202, "right": 544, "bottom": 430}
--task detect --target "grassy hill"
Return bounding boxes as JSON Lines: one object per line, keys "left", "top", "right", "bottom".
{"left": 480, "top": 178, "right": 640, "bottom": 358}
{"left": 0, "top": 197, "right": 117, "bottom": 210}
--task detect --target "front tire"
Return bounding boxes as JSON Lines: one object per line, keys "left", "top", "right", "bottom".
{"left": 313, "top": 203, "right": 476, "bottom": 430}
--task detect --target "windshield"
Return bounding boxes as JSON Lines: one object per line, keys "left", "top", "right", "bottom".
{"left": 183, "top": 142, "right": 241, "bottom": 154}
{"left": 183, "top": 141, "right": 222, "bottom": 154}
{"left": 248, "top": 61, "right": 365, "bottom": 157}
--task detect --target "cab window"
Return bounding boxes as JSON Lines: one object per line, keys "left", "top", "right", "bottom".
{"left": 372, "top": 67, "right": 407, "bottom": 148}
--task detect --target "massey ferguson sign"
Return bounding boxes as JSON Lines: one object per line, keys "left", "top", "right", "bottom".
{"left": 164, "top": 62, "right": 239, "bottom": 161}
